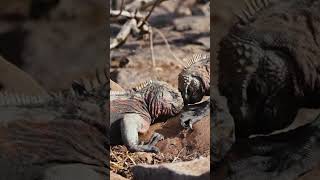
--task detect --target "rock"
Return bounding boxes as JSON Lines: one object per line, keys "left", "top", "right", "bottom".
{"left": 111, "top": 172, "right": 129, "bottom": 180}
{"left": 196, "top": 37, "right": 210, "bottom": 50}
{"left": 211, "top": 88, "right": 235, "bottom": 162}
{"left": 132, "top": 157, "right": 210, "bottom": 180}
{"left": 173, "top": 16, "right": 209, "bottom": 32}
{"left": 0, "top": 0, "right": 106, "bottom": 91}
{"left": 0, "top": 55, "right": 47, "bottom": 95}
{"left": 44, "top": 164, "right": 105, "bottom": 180}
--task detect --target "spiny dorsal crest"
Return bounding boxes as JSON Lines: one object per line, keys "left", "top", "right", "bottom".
{"left": 0, "top": 91, "right": 50, "bottom": 106}
{"left": 71, "top": 68, "right": 108, "bottom": 96}
{"left": 110, "top": 91, "right": 127, "bottom": 96}
{"left": 183, "top": 53, "right": 210, "bottom": 69}
{"left": 110, "top": 80, "right": 156, "bottom": 96}
{"left": 132, "top": 80, "right": 154, "bottom": 91}
{"left": 236, "top": 0, "right": 270, "bottom": 25}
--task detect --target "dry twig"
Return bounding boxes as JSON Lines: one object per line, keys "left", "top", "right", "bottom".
{"left": 172, "top": 147, "right": 185, "bottom": 163}
{"left": 110, "top": 0, "right": 164, "bottom": 50}
{"left": 153, "top": 28, "right": 184, "bottom": 66}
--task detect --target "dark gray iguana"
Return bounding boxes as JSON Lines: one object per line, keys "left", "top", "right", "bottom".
{"left": 178, "top": 53, "right": 210, "bottom": 104}
{"left": 178, "top": 53, "right": 210, "bottom": 129}
{"left": 218, "top": 0, "right": 320, "bottom": 137}
{"left": 177, "top": 54, "right": 236, "bottom": 163}
{"left": 110, "top": 80, "right": 184, "bottom": 152}
{"left": 214, "top": 0, "right": 320, "bottom": 179}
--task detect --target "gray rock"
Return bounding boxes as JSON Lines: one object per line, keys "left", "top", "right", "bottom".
{"left": 110, "top": 172, "right": 129, "bottom": 180}
{"left": 173, "top": 16, "right": 209, "bottom": 32}
{"left": 132, "top": 157, "right": 209, "bottom": 180}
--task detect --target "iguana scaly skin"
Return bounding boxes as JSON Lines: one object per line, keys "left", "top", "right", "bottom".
{"left": 110, "top": 80, "right": 184, "bottom": 152}
{"left": 218, "top": 0, "right": 320, "bottom": 137}
{"left": 0, "top": 69, "right": 109, "bottom": 179}
{"left": 213, "top": 0, "right": 320, "bottom": 179}
{"left": 178, "top": 53, "right": 210, "bottom": 129}
{"left": 178, "top": 53, "right": 210, "bottom": 104}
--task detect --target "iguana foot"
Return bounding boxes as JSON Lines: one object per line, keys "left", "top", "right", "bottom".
{"left": 146, "top": 132, "right": 164, "bottom": 146}
{"left": 180, "top": 99, "right": 209, "bottom": 129}
{"left": 130, "top": 133, "right": 164, "bottom": 153}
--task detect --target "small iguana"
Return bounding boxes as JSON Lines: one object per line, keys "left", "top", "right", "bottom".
{"left": 110, "top": 80, "right": 184, "bottom": 152}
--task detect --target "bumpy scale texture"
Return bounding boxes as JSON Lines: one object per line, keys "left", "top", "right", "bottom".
{"left": 215, "top": 0, "right": 320, "bottom": 179}
{"left": 218, "top": 0, "right": 320, "bottom": 137}
{"left": 0, "top": 82, "right": 109, "bottom": 179}
{"left": 178, "top": 53, "right": 210, "bottom": 104}
{"left": 110, "top": 80, "right": 184, "bottom": 152}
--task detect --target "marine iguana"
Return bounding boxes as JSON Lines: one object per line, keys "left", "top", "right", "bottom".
{"left": 211, "top": 0, "right": 320, "bottom": 178}
{"left": 110, "top": 80, "right": 184, "bottom": 152}
{"left": 178, "top": 53, "right": 210, "bottom": 129}
{"left": 218, "top": 0, "right": 320, "bottom": 137}
{"left": 0, "top": 69, "right": 109, "bottom": 179}
{"left": 178, "top": 53, "right": 210, "bottom": 104}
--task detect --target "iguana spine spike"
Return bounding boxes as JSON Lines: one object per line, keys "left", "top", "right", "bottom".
{"left": 132, "top": 80, "right": 154, "bottom": 91}
{"left": 245, "top": 0, "right": 255, "bottom": 16}
{"left": 183, "top": 54, "right": 210, "bottom": 69}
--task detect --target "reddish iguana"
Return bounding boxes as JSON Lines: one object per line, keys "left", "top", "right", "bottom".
{"left": 0, "top": 69, "right": 109, "bottom": 179}
{"left": 110, "top": 80, "right": 184, "bottom": 152}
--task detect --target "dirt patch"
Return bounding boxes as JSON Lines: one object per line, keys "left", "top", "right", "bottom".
{"left": 110, "top": 114, "right": 210, "bottom": 179}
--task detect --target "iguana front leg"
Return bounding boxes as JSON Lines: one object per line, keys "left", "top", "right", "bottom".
{"left": 121, "top": 113, "right": 162, "bottom": 152}
{"left": 180, "top": 99, "right": 210, "bottom": 129}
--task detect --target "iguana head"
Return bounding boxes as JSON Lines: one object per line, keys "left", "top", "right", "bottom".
{"left": 135, "top": 80, "right": 184, "bottom": 121}
{"left": 178, "top": 54, "right": 210, "bottom": 104}
{"left": 218, "top": 24, "right": 299, "bottom": 136}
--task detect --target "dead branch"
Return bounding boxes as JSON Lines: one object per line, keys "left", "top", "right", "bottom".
{"left": 110, "top": 0, "right": 162, "bottom": 50}
{"left": 110, "top": 19, "right": 138, "bottom": 49}
{"left": 125, "top": 0, "right": 168, "bottom": 11}
{"left": 149, "top": 28, "right": 155, "bottom": 68}
{"left": 113, "top": 0, "right": 124, "bottom": 17}
{"left": 153, "top": 28, "right": 184, "bottom": 65}
{"left": 110, "top": 10, "right": 144, "bottom": 19}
